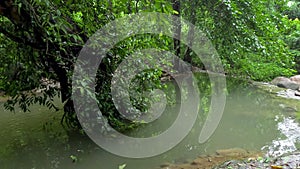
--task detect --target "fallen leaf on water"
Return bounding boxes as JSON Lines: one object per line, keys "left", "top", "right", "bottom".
{"left": 271, "top": 165, "right": 283, "bottom": 169}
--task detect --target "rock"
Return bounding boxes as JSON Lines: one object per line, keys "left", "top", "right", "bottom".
{"left": 271, "top": 77, "right": 289, "bottom": 85}
{"left": 159, "top": 163, "right": 171, "bottom": 168}
{"left": 271, "top": 77, "right": 300, "bottom": 90}
{"left": 272, "top": 152, "right": 300, "bottom": 169}
{"left": 295, "top": 91, "right": 300, "bottom": 96}
{"left": 280, "top": 82, "right": 299, "bottom": 90}
{"left": 277, "top": 89, "right": 300, "bottom": 100}
{"left": 290, "top": 75, "right": 300, "bottom": 84}
{"left": 279, "top": 103, "right": 297, "bottom": 112}
{"left": 216, "top": 148, "right": 247, "bottom": 157}
{"left": 190, "top": 161, "right": 199, "bottom": 165}
{"left": 216, "top": 151, "right": 300, "bottom": 169}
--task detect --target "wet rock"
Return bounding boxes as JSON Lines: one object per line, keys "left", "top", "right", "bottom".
{"left": 284, "top": 82, "right": 300, "bottom": 90}
{"left": 272, "top": 152, "right": 300, "bottom": 169}
{"left": 190, "top": 161, "right": 199, "bottom": 165}
{"left": 216, "top": 151, "right": 300, "bottom": 169}
{"left": 279, "top": 104, "right": 298, "bottom": 112}
{"left": 271, "top": 77, "right": 300, "bottom": 90}
{"left": 157, "top": 151, "right": 262, "bottom": 169}
{"left": 160, "top": 163, "right": 171, "bottom": 168}
{"left": 216, "top": 148, "right": 247, "bottom": 157}
{"left": 277, "top": 89, "right": 300, "bottom": 100}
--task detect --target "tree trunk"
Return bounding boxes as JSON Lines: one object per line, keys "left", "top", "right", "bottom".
{"left": 0, "top": 0, "right": 87, "bottom": 128}
{"left": 183, "top": 1, "right": 197, "bottom": 65}
{"left": 172, "top": 0, "right": 181, "bottom": 71}
{"left": 45, "top": 55, "right": 79, "bottom": 127}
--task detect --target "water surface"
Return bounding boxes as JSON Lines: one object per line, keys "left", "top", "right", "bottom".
{"left": 0, "top": 74, "right": 299, "bottom": 169}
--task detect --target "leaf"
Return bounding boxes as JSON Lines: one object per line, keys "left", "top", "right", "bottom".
{"left": 70, "top": 155, "right": 78, "bottom": 163}
{"left": 17, "top": 3, "right": 22, "bottom": 14}
{"left": 173, "top": 10, "right": 179, "bottom": 15}
{"left": 118, "top": 164, "right": 126, "bottom": 169}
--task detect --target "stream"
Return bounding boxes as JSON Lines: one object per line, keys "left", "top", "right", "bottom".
{"left": 0, "top": 74, "right": 300, "bottom": 169}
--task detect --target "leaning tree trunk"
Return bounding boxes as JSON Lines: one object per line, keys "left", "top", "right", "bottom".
{"left": 46, "top": 55, "right": 79, "bottom": 128}
{"left": 0, "top": 0, "right": 87, "bottom": 128}
{"left": 61, "top": 79, "right": 78, "bottom": 128}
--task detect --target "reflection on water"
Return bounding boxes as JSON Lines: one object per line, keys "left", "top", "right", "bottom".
{"left": 0, "top": 74, "right": 299, "bottom": 169}
{"left": 263, "top": 116, "right": 300, "bottom": 157}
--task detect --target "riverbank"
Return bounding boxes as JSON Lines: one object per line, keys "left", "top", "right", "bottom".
{"left": 156, "top": 148, "right": 262, "bottom": 169}
{"left": 156, "top": 150, "right": 300, "bottom": 169}
{"left": 215, "top": 151, "right": 300, "bottom": 169}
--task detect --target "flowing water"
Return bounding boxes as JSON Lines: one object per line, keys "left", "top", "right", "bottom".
{"left": 0, "top": 74, "right": 300, "bottom": 169}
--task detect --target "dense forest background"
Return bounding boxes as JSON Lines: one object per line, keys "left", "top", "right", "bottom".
{"left": 0, "top": 0, "right": 300, "bottom": 129}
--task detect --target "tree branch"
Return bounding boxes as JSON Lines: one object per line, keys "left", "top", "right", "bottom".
{"left": 0, "top": 26, "right": 45, "bottom": 49}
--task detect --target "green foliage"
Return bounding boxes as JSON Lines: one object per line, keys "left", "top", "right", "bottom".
{"left": 181, "top": 0, "right": 296, "bottom": 80}
{"left": 0, "top": 0, "right": 299, "bottom": 130}
{"left": 283, "top": 1, "right": 300, "bottom": 19}
{"left": 283, "top": 17, "right": 300, "bottom": 50}
{"left": 129, "top": 69, "right": 164, "bottom": 113}
{"left": 282, "top": 16, "right": 300, "bottom": 72}
{"left": 0, "top": 33, "right": 60, "bottom": 112}
{"left": 93, "top": 34, "right": 172, "bottom": 130}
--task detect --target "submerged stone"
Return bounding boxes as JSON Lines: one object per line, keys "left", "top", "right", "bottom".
{"left": 216, "top": 148, "right": 248, "bottom": 157}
